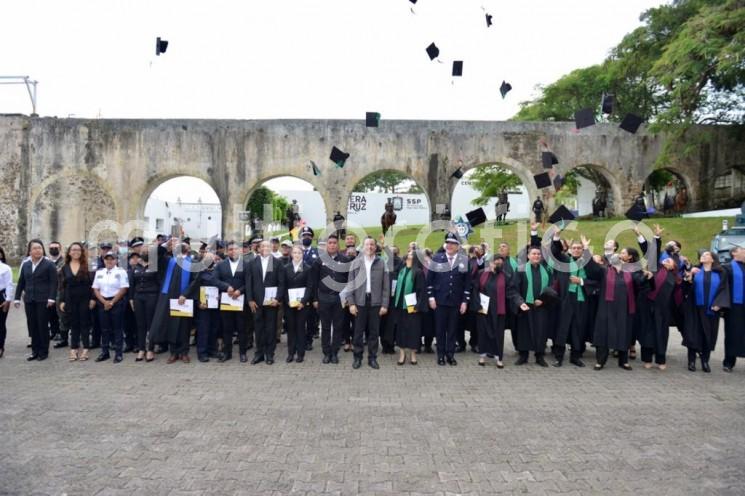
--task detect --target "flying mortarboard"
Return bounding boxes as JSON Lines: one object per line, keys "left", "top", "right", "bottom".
{"left": 541, "top": 151, "right": 558, "bottom": 169}
{"left": 329, "top": 146, "right": 349, "bottom": 168}
{"left": 485, "top": 13, "right": 493, "bottom": 27}
{"left": 625, "top": 205, "right": 648, "bottom": 222}
{"left": 155, "top": 37, "right": 168, "bottom": 56}
{"left": 309, "top": 160, "right": 321, "bottom": 176}
{"left": 451, "top": 167, "right": 464, "bottom": 179}
{"left": 365, "top": 112, "right": 381, "bottom": 127}
{"left": 601, "top": 93, "right": 614, "bottom": 114}
{"left": 499, "top": 81, "right": 512, "bottom": 99}
{"left": 426, "top": 42, "right": 440, "bottom": 61}
{"left": 574, "top": 108, "right": 595, "bottom": 129}
{"left": 548, "top": 204, "right": 575, "bottom": 224}
{"left": 619, "top": 113, "right": 644, "bottom": 134}
{"left": 452, "top": 61, "right": 463, "bottom": 77}
{"left": 465, "top": 207, "right": 487, "bottom": 227}
{"left": 533, "top": 172, "right": 552, "bottom": 189}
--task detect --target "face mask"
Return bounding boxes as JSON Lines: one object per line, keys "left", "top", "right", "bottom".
{"left": 302, "top": 238, "right": 312, "bottom": 247}
{"left": 49, "top": 248, "right": 60, "bottom": 257}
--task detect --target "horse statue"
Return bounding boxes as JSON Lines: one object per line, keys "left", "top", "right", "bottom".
{"left": 674, "top": 187, "right": 688, "bottom": 213}
{"left": 381, "top": 201, "right": 397, "bottom": 236}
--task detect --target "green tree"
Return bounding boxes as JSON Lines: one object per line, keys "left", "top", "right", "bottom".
{"left": 246, "top": 186, "right": 292, "bottom": 224}
{"left": 469, "top": 164, "right": 523, "bottom": 206}
{"left": 355, "top": 170, "right": 421, "bottom": 193}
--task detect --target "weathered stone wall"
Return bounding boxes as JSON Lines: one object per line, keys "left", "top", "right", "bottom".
{"left": 1, "top": 116, "right": 742, "bottom": 262}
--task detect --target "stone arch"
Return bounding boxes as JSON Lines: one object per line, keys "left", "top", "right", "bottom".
{"left": 643, "top": 167, "right": 694, "bottom": 213}
{"left": 449, "top": 158, "right": 536, "bottom": 220}
{"left": 559, "top": 163, "right": 624, "bottom": 217}
{"left": 134, "top": 170, "right": 225, "bottom": 222}
{"left": 345, "top": 168, "right": 432, "bottom": 229}
{"left": 29, "top": 171, "right": 117, "bottom": 245}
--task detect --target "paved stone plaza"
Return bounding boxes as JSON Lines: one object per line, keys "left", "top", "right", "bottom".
{"left": 1, "top": 309, "right": 744, "bottom": 496}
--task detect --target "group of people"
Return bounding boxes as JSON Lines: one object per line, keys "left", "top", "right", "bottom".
{"left": 3, "top": 221, "right": 745, "bottom": 374}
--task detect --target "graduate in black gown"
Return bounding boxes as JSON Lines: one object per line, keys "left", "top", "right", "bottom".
{"left": 593, "top": 248, "right": 650, "bottom": 371}
{"left": 391, "top": 250, "right": 428, "bottom": 366}
{"left": 510, "top": 245, "right": 555, "bottom": 367}
{"left": 496, "top": 242, "right": 519, "bottom": 352}
{"left": 473, "top": 254, "right": 512, "bottom": 368}
{"left": 638, "top": 254, "right": 679, "bottom": 370}
{"left": 550, "top": 233, "right": 602, "bottom": 368}
{"left": 682, "top": 250, "right": 729, "bottom": 373}
{"left": 149, "top": 238, "right": 196, "bottom": 363}
{"left": 723, "top": 244, "right": 745, "bottom": 372}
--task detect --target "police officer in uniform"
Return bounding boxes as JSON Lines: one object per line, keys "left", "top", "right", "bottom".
{"left": 92, "top": 252, "right": 130, "bottom": 363}
{"left": 426, "top": 232, "right": 471, "bottom": 366}
{"left": 300, "top": 227, "right": 320, "bottom": 350}
{"left": 312, "top": 233, "right": 350, "bottom": 364}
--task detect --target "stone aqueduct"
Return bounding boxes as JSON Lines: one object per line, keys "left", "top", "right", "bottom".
{"left": 1, "top": 115, "right": 743, "bottom": 261}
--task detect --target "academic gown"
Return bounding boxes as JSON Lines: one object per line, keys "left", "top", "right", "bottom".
{"left": 638, "top": 268, "right": 677, "bottom": 356}
{"left": 149, "top": 255, "right": 195, "bottom": 347}
{"left": 724, "top": 261, "right": 745, "bottom": 358}
{"left": 510, "top": 263, "right": 554, "bottom": 353}
{"left": 551, "top": 245, "right": 602, "bottom": 351}
{"left": 682, "top": 270, "right": 729, "bottom": 353}
{"left": 391, "top": 268, "right": 428, "bottom": 350}
{"left": 473, "top": 269, "right": 511, "bottom": 358}
{"left": 593, "top": 267, "right": 645, "bottom": 351}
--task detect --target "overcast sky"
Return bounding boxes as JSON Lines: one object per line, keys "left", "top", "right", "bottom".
{"left": 2, "top": 0, "right": 668, "bottom": 200}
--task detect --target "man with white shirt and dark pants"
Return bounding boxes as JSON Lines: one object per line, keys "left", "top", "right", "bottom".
{"left": 247, "top": 240, "right": 284, "bottom": 365}
{"left": 215, "top": 241, "right": 247, "bottom": 362}
{"left": 347, "top": 237, "right": 389, "bottom": 370}
{"left": 14, "top": 239, "right": 58, "bottom": 361}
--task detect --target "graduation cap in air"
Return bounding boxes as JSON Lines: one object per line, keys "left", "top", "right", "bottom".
{"left": 485, "top": 13, "right": 493, "bottom": 27}
{"left": 365, "top": 112, "right": 381, "bottom": 128}
{"left": 553, "top": 174, "right": 564, "bottom": 191}
{"left": 451, "top": 167, "right": 464, "bottom": 179}
{"left": 574, "top": 108, "right": 595, "bottom": 129}
{"left": 465, "top": 207, "right": 487, "bottom": 227}
{"left": 155, "top": 37, "right": 169, "bottom": 56}
{"left": 309, "top": 160, "right": 321, "bottom": 177}
{"left": 601, "top": 93, "right": 614, "bottom": 114}
{"left": 542, "top": 151, "right": 558, "bottom": 169}
{"left": 329, "top": 146, "right": 349, "bottom": 168}
{"left": 533, "top": 172, "right": 552, "bottom": 189}
{"left": 500, "top": 81, "right": 512, "bottom": 99}
{"left": 426, "top": 42, "right": 440, "bottom": 61}
{"left": 452, "top": 61, "right": 463, "bottom": 77}
{"left": 548, "top": 204, "right": 575, "bottom": 224}
{"left": 625, "top": 204, "right": 648, "bottom": 222}
{"left": 619, "top": 113, "right": 644, "bottom": 134}
{"left": 409, "top": 0, "right": 417, "bottom": 3}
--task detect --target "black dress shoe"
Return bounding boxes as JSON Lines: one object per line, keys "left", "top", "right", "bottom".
{"left": 251, "top": 355, "right": 264, "bottom": 365}
{"left": 536, "top": 357, "right": 549, "bottom": 367}
{"left": 37, "top": 355, "right": 48, "bottom": 361}
{"left": 688, "top": 361, "right": 696, "bottom": 372}
{"left": 322, "top": 354, "right": 331, "bottom": 364}
{"left": 702, "top": 361, "right": 711, "bottom": 373}
{"left": 26, "top": 354, "right": 39, "bottom": 361}
{"left": 286, "top": 355, "right": 294, "bottom": 363}
{"left": 619, "top": 363, "right": 633, "bottom": 371}
{"left": 330, "top": 354, "right": 339, "bottom": 364}
{"left": 352, "top": 357, "right": 362, "bottom": 369}
{"left": 219, "top": 354, "right": 232, "bottom": 363}
{"left": 266, "top": 358, "right": 274, "bottom": 365}
{"left": 723, "top": 366, "right": 733, "bottom": 373}
{"left": 447, "top": 357, "right": 457, "bottom": 366}
{"left": 53, "top": 341, "right": 68, "bottom": 349}
{"left": 368, "top": 358, "right": 380, "bottom": 369}
{"left": 552, "top": 360, "right": 563, "bottom": 368}
{"left": 113, "top": 355, "right": 123, "bottom": 363}
{"left": 570, "top": 358, "right": 586, "bottom": 368}
{"left": 296, "top": 356, "right": 304, "bottom": 363}
{"left": 240, "top": 354, "right": 248, "bottom": 363}
{"left": 515, "top": 356, "right": 528, "bottom": 366}
{"left": 437, "top": 357, "right": 446, "bottom": 366}
{"left": 198, "top": 356, "right": 209, "bottom": 363}
{"left": 95, "top": 353, "right": 110, "bottom": 362}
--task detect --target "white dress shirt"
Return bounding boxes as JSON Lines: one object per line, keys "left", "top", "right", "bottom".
{"left": 92, "top": 267, "right": 129, "bottom": 298}
{"left": 229, "top": 258, "right": 240, "bottom": 277}
{"left": 364, "top": 256, "right": 375, "bottom": 293}
{"left": 260, "top": 256, "right": 271, "bottom": 281}
{"left": 293, "top": 262, "right": 302, "bottom": 273}
{"left": 0, "top": 262, "right": 11, "bottom": 292}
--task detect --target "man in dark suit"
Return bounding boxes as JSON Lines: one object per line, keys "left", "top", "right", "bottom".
{"left": 347, "top": 237, "right": 390, "bottom": 370}
{"left": 14, "top": 239, "right": 58, "bottom": 360}
{"left": 215, "top": 241, "right": 248, "bottom": 362}
{"left": 312, "top": 234, "right": 349, "bottom": 364}
{"left": 426, "top": 232, "right": 471, "bottom": 366}
{"left": 247, "top": 240, "right": 284, "bottom": 365}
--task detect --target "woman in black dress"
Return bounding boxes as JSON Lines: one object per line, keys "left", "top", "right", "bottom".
{"left": 392, "top": 250, "right": 428, "bottom": 366}
{"left": 281, "top": 245, "right": 316, "bottom": 363}
{"left": 682, "top": 250, "right": 729, "bottom": 373}
{"left": 473, "top": 254, "right": 511, "bottom": 368}
{"left": 59, "top": 242, "right": 96, "bottom": 361}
